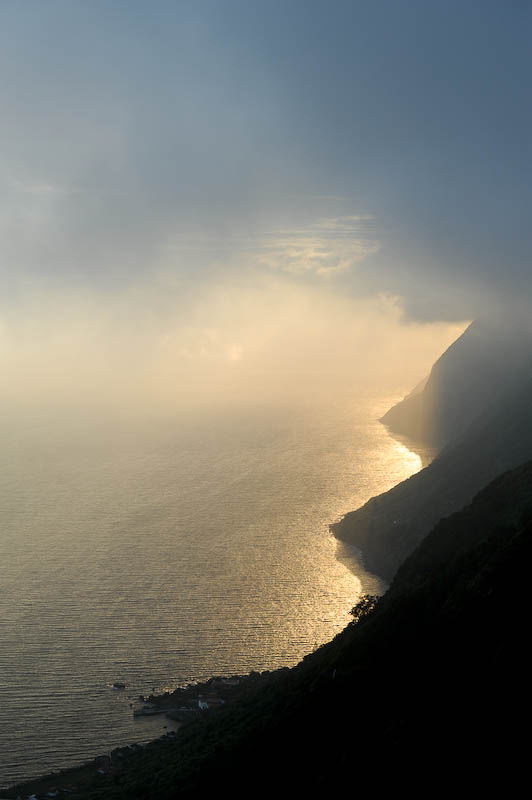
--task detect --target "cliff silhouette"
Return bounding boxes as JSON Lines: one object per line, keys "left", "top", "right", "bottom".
{"left": 381, "top": 316, "right": 532, "bottom": 450}
{"left": 13, "top": 459, "right": 530, "bottom": 798}
{"left": 333, "top": 317, "right": 532, "bottom": 579}
{"left": 8, "top": 317, "right": 532, "bottom": 798}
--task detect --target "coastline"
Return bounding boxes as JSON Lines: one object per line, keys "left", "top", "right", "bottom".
{"left": 4, "top": 671, "right": 282, "bottom": 798}
{"left": 378, "top": 423, "right": 436, "bottom": 468}
{"left": 330, "top": 418, "right": 436, "bottom": 578}
{"left": 4, "top": 409, "right": 421, "bottom": 796}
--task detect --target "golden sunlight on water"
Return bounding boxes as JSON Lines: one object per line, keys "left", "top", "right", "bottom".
{"left": 0, "top": 395, "right": 429, "bottom": 787}
{"left": 392, "top": 442, "right": 423, "bottom": 474}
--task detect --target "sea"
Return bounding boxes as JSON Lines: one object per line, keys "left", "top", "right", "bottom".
{"left": 0, "top": 393, "right": 427, "bottom": 788}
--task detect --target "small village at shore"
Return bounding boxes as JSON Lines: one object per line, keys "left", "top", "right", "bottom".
{"left": 4, "top": 670, "right": 283, "bottom": 800}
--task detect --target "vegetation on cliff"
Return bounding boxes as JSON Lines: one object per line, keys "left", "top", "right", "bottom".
{"left": 11, "top": 459, "right": 532, "bottom": 797}
{"left": 334, "top": 322, "right": 532, "bottom": 580}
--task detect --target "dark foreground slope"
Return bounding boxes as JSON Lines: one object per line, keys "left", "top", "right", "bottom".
{"left": 333, "top": 373, "right": 532, "bottom": 580}
{"left": 381, "top": 317, "right": 532, "bottom": 450}
{"left": 12, "top": 460, "right": 532, "bottom": 798}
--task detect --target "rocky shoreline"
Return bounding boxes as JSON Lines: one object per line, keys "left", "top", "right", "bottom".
{"left": 4, "top": 670, "right": 283, "bottom": 799}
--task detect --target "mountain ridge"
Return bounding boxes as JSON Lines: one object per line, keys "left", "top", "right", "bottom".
{"left": 12, "top": 459, "right": 532, "bottom": 797}
{"left": 333, "top": 319, "right": 532, "bottom": 580}
{"left": 381, "top": 317, "right": 532, "bottom": 451}
{"left": 9, "top": 318, "right": 532, "bottom": 797}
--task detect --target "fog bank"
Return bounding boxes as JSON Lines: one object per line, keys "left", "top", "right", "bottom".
{"left": 1, "top": 280, "right": 465, "bottom": 419}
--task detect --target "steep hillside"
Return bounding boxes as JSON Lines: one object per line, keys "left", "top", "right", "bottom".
{"left": 334, "top": 371, "right": 532, "bottom": 580}
{"left": 381, "top": 317, "right": 532, "bottom": 450}
{"left": 13, "top": 461, "right": 532, "bottom": 797}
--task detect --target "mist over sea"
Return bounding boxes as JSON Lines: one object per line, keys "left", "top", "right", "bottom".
{"left": 0, "top": 394, "right": 426, "bottom": 787}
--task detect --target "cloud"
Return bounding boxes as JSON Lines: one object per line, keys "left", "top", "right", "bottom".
{"left": 163, "top": 216, "right": 379, "bottom": 279}
{"left": 0, "top": 1, "right": 530, "bottom": 324}
{"left": 0, "top": 279, "right": 465, "bottom": 416}
{"left": 157, "top": 215, "right": 380, "bottom": 288}
{"left": 250, "top": 216, "right": 379, "bottom": 277}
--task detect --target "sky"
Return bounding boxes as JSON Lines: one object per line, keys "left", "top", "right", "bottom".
{"left": 0, "top": 1, "right": 529, "bottom": 412}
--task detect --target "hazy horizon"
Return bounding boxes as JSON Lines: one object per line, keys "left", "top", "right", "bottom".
{"left": 3, "top": 2, "right": 532, "bottom": 790}
{"left": 1, "top": 283, "right": 466, "bottom": 419}
{"left": 3, "top": 1, "right": 531, "bottom": 422}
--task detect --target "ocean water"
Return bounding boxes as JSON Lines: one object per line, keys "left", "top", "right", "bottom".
{"left": 0, "top": 394, "right": 426, "bottom": 787}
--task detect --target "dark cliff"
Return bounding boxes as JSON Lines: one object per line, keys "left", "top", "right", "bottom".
{"left": 334, "top": 318, "right": 532, "bottom": 581}
{"left": 23, "top": 460, "right": 532, "bottom": 797}
{"left": 333, "top": 373, "right": 532, "bottom": 581}
{"left": 10, "top": 320, "right": 532, "bottom": 799}
{"left": 381, "top": 317, "right": 532, "bottom": 451}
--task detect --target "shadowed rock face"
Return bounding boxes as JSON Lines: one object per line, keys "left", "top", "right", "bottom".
{"left": 9, "top": 320, "right": 532, "bottom": 799}
{"left": 334, "top": 319, "right": 532, "bottom": 581}
{"left": 381, "top": 317, "right": 532, "bottom": 452}
{"left": 21, "top": 461, "right": 532, "bottom": 798}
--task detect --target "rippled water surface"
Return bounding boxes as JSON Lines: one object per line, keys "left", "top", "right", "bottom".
{"left": 0, "top": 395, "right": 425, "bottom": 787}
